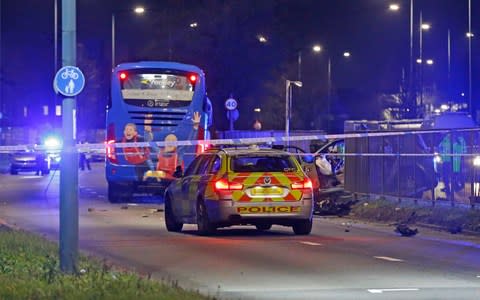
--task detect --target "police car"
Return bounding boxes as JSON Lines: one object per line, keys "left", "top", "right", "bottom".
{"left": 164, "top": 146, "right": 314, "bottom": 235}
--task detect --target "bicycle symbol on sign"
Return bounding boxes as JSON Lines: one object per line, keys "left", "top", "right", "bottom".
{"left": 61, "top": 68, "right": 79, "bottom": 80}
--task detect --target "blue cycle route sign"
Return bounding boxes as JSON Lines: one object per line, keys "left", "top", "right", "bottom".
{"left": 54, "top": 66, "right": 85, "bottom": 97}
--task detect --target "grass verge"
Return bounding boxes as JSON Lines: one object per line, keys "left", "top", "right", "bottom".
{"left": 0, "top": 225, "right": 211, "bottom": 300}
{"left": 349, "top": 198, "right": 480, "bottom": 234}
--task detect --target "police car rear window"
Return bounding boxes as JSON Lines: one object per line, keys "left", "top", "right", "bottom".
{"left": 231, "top": 155, "right": 298, "bottom": 172}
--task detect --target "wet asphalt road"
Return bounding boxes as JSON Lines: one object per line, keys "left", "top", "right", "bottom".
{"left": 0, "top": 165, "right": 479, "bottom": 299}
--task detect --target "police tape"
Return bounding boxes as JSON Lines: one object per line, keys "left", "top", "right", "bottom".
{"left": 0, "top": 127, "right": 478, "bottom": 156}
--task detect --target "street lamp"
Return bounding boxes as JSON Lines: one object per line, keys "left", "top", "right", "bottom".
{"left": 285, "top": 80, "right": 302, "bottom": 146}
{"left": 389, "top": 3, "right": 400, "bottom": 11}
{"left": 389, "top": 1, "right": 415, "bottom": 117}
{"left": 313, "top": 48, "right": 351, "bottom": 132}
{"left": 468, "top": 0, "right": 473, "bottom": 119}
{"left": 111, "top": 6, "right": 145, "bottom": 69}
{"left": 419, "top": 13, "right": 431, "bottom": 113}
{"left": 257, "top": 34, "right": 268, "bottom": 43}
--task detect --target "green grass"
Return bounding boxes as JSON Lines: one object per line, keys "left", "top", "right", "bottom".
{"left": 350, "top": 198, "right": 480, "bottom": 234}
{"left": 0, "top": 226, "right": 211, "bottom": 300}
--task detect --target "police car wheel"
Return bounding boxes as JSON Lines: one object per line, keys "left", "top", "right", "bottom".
{"left": 292, "top": 219, "right": 312, "bottom": 235}
{"left": 196, "top": 200, "right": 216, "bottom": 236}
{"left": 255, "top": 223, "right": 272, "bottom": 231}
{"left": 165, "top": 196, "right": 183, "bottom": 232}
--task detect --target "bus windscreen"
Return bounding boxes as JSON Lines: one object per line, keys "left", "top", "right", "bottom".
{"left": 120, "top": 70, "right": 195, "bottom": 108}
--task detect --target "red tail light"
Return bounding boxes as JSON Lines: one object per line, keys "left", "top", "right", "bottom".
{"left": 188, "top": 74, "right": 197, "bottom": 84}
{"left": 214, "top": 178, "right": 243, "bottom": 191}
{"left": 119, "top": 72, "right": 127, "bottom": 80}
{"left": 105, "top": 140, "right": 118, "bottom": 163}
{"left": 291, "top": 178, "right": 313, "bottom": 190}
{"left": 106, "top": 123, "right": 118, "bottom": 163}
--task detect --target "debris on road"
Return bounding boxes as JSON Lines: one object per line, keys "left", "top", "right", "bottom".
{"left": 395, "top": 224, "right": 418, "bottom": 237}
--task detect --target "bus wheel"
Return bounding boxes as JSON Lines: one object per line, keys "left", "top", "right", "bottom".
{"left": 108, "top": 182, "right": 132, "bottom": 203}
{"left": 165, "top": 196, "right": 183, "bottom": 232}
{"left": 196, "top": 200, "right": 216, "bottom": 236}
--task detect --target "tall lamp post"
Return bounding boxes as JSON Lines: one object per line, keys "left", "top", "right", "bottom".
{"left": 285, "top": 80, "right": 302, "bottom": 146}
{"left": 468, "top": 0, "right": 473, "bottom": 118}
{"left": 389, "top": 1, "right": 414, "bottom": 117}
{"left": 312, "top": 45, "right": 351, "bottom": 132}
{"left": 111, "top": 6, "right": 145, "bottom": 69}
{"left": 419, "top": 16, "right": 431, "bottom": 113}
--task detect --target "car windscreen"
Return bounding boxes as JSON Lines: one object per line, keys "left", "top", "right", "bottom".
{"left": 231, "top": 155, "right": 298, "bottom": 172}
{"left": 120, "top": 69, "right": 195, "bottom": 108}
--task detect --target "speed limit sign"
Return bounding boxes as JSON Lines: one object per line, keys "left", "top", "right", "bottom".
{"left": 225, "top": 97, "right": 238, "bottom": 110}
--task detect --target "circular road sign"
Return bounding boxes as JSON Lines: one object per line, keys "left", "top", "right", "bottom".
{"left": 225, "top": 97, "right": 238, "bottom": 111}
{"left": 54, "top": 66, "right": 85, "bottom": 97}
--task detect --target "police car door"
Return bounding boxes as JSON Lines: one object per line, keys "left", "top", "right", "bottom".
{"left": 184, "top": 154, "right": 215, "bottom": 218}
{"left": 173, "top": 155, "right": 203, "bottom": 218}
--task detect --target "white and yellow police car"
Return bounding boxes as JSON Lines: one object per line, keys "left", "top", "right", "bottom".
{"left": 164, "top": 146, "right": 314, "bottom": 235}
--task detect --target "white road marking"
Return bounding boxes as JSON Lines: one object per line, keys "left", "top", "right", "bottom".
{"left": 368, "top": 288, "right": 419, "bottom": 294}
{"left": 299, "top": 241, "right": 323, "bottom": 246}
{"left": 374, "top": 256, "right": 404, "bottom": 262}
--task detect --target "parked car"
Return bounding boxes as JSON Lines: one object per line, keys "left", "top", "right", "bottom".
{"left": 10, "top": 150, "right": 50, "bottom": 175}
{"left": 164, "top": 145, "right": 314, "bottom": 235}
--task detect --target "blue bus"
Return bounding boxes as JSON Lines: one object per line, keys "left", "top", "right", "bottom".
{"left": 106, "top": 61, "right": 212, "bottom": 203}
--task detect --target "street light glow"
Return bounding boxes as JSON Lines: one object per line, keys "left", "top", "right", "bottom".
{"left": 257, "top": 35, "right": 267, "bottom": 43}
{"left": 343, "top": 52, "right": 351, "bottom": 57}
{"left": 292, "top": 81, "right": 303, "bottom": 87}
{"left": 389, "top": 4, "right": 400, "bottom": 11}
{"left": 133, "top": 6, "right": 145, "bottom": 14}
{"left": 421, "top": 23, "right": 431, "bottom": 30}
{"left": 312, "top": 45, "right": 322, "bottom": 52}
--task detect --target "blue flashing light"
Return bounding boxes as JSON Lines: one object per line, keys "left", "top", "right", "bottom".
{"left": 44, "top": 136, "right": 62, "bottom": 150}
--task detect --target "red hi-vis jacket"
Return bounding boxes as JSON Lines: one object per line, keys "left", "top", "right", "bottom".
{"left": 157, "top": 149, "right": 184, "bottom": 178}
{"left": 122, "top": 135, "right": 150, "bottom": 165}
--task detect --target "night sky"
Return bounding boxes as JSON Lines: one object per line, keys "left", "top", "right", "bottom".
{"left": 1, "top": 0, "right": 478, "bottom": 133}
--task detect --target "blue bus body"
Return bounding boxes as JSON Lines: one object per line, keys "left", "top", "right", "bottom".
{"left": 105, "top": 61, "right": 212, "bottom": 203}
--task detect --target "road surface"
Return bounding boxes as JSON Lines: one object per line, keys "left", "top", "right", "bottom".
{"left": 0, "top": 165, "right": 479, "bottom": 299}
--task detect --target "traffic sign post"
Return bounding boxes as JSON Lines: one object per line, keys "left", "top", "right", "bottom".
{"left": 58, "top": 0, "right": 81, "bottom": 274}
{"left": 225, "top": 97, "right": 238, "bottom": 131}
{"left": 54, "top": 66, "right": 85, "bottom": 97}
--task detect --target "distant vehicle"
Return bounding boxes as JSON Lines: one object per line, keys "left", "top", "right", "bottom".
{"left": 164, "top": 146, "right": 314, "bottom": 235}
{"left": 10, "top": 150, "right": 50, "bottom": 175}
{"left": 105, "top": 61, "right": 213, "bottom": 203}
{"left": 43, "top": 135, "right": 62, "bottom": 169}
